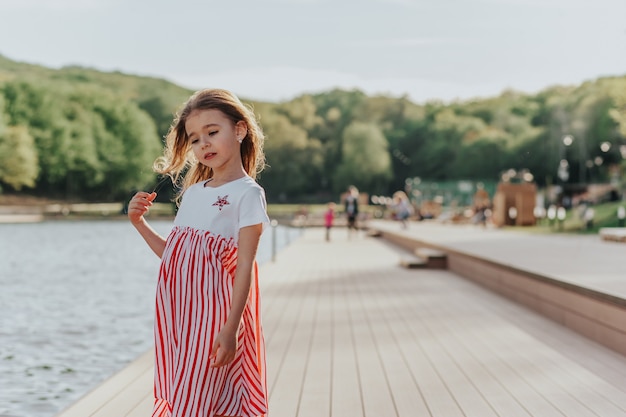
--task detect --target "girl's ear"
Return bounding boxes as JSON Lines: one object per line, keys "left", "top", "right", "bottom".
{"left": 235, "top": 121, "right": 248, "bottom": 142}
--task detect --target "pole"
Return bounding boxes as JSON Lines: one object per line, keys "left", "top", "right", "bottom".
{"left": 271, "top": 219, "right": 278, "bottom": 262}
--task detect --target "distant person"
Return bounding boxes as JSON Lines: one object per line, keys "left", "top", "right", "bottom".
{"left": 324, "top": 202, "right": 336, "bottom": 241}
{"left": 345, "top": 185, "right": 359, "bottom": 237}
{"left": 472, "top": 203, "right": 488, "bottom": 227}
{"left": 127, "top": 89, "right": 269, "bottom": 417}
{"left": 584, "top": 206, "right": 595, "bottom": 230}
{"left": 391, "top": 191, "right": 413, "bottom": 229}
{"left": 293, "top": 205, "right": 309, "bottom": 227}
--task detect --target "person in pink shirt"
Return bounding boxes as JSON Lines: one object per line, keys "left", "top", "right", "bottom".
{"left": 324, "top": 202, "right": 336, "bottom": 242}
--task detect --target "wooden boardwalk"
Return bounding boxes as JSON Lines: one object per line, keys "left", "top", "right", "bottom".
{"left": 56, "top": 226, "right": 626, "bottom": 417}
{"left": 368, "top": 219, "right": 626, "bottom": 357}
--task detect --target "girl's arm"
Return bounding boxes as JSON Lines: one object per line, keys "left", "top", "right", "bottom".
{"left": 211, "top": 223, "right": 263, "bottom": 367}
{"left": 127, "top": 191, "right": 167, "bottom": 258}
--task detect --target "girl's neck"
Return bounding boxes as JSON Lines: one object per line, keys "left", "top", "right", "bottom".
{"left": 206, "top": 167, "right": 247, "bottom": 187}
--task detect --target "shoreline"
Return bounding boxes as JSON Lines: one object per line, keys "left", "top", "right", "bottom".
{"left": 0, "top": 205, "right": 308, "bottom": 227}
{"left": 0, "top": 200, "right": 174, "bottom": 224}
{"left": 0, "top": 200, "right": 340, "bottom": 227}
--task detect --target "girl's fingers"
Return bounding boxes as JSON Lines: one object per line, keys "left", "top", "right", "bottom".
{"left": 127, "top": 191, "right": 156, "bottom": 223}
{"left": 209, "top": 338, "right": 236, "bottom": 367}
{"left": 210, "top": 349, "right": 234, "bottom": 368}
{"left": 210, "top": 341, "right": 219, "bottom": 358}
{"left": 130, "top": 192, "right": 156, "bottom": 207}
{"left": 134, "top": 191, "right": 154, "bottom": 201}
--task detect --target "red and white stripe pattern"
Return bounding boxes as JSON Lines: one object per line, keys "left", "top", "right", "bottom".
{"left": 153, "top": 226, "right": 268, "bottom": 417}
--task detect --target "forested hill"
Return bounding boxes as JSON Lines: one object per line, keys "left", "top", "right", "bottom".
{"left": 1, "top": 54, "right": 625, "bottom": 203}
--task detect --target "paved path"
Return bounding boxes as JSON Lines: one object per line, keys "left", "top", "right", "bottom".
{"left": 369, "top": 219, "right": 626, "bottom": 301}
{"left": 57, "top": 226, "right": 626, "bottom": 417}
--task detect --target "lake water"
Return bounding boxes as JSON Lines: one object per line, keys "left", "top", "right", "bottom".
{"left": 0, "top": 220, "right": 301, "bottom": 417}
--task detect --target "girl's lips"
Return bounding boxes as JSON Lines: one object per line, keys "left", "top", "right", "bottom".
{"left": 203, "top": 152, "right": 216, "bottom": 160}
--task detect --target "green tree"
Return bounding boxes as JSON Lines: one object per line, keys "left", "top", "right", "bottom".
{"left": 0, "top": 125, "right": 39, "bottom": 190}
{"left": 258, "top": 109, "right": 324, "bottom": 201}
{"left": 455, "top": 139, "right": 507, "bottom": 179}
{"left": 1, "top": 80, "right": 162, "bottom": 199}
{"left": 334, "top": 122, "right": 392, "bottom": 194}
{"left": 310, "top": 90, "right": 369, "bottom": 192}
{"left": 91, "top": 96, "right": 162, "bottom": 197}
{"left": 275, "top": 95, "right": 322, "bottom": 132}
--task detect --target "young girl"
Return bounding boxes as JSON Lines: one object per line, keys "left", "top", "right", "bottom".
{"left": 127, "top": 89, "right": 269, "bottom": 417}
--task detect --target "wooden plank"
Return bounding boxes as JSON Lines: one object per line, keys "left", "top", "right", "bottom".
{"left": 403, "top": 280, "right": 500, "bottom": 417}
{"left": 126, "top": 396, "right": 153, "bottom": 417}
{"left": 266, "top": 276, "right": 317, "bottom": 417}
{"left": 382, "top": 285, "right": 465, "bottom": 416}
{"left": 359, "top": 274, "right": 432, "bottom": 417}
{"left": 399, "top": 255, "right": 428, "bottom": 269}
{"left": 262, "top": 279, "right": 303, "bottom": 395}
{"left": 330, "top": 276, "right": 364, "bottom": 417}
{"left": 414, "top": 247, "right": 448, "bottom": 269}
{"left": 414, "top": 248, "right": 447, "bottom": 260}
{"left": 478, "top": 295, "right": 626, "bottom": 414}
{"left": 92, "top": 370, "right": 152, "bottom": 417}
{"left": 435, "top": 276, "right": 620, "bottom": 417}
{"left": 417, "top": 275, "right": 562, "bottom": 417}
{"left": 487, "top": 288, "right": 626, "bottom": 389}
{"left": 350, "top": 280, "right": 398, "bottom": 416}
{"left": 298, "top": 280, "right": 332, "bottom": 417}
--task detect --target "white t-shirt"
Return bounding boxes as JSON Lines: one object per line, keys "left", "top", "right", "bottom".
{"left": 174, "top": 176, "right": 270, "bottom": 241}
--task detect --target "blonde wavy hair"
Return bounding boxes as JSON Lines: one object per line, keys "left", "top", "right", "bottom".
{"left": 154, "top": 89, "right": 265, "bottom": 203}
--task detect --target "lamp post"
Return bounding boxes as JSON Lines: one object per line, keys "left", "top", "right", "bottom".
{"left": 547, "top": 204, "right": 557, "bottom": 228}
{"left": 617, "top": 206, "right": 625, "bottom": 227}
{"left": 557, "top": 206, "right": 567, "bottom": 230}
{"left": 621, "top": 145, "right": 626, "bottom": 201}
{"left": 560, "top": 136, "right": 574, "bottom": 180}
{"left": 557, "top": 135, "right": 574, "bottom": 207}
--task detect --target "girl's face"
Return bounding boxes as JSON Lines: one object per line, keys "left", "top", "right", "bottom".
{"left": 185, "top": 109, "right": 246, "bottom": 173}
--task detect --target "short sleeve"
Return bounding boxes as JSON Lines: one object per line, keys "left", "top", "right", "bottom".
{"left": 239, "top": 185, "right": 270, "bottom": 231}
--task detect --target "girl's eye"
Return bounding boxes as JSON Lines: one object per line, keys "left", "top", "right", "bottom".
{"left": 190, "top": 138, "right": 199, "bottom": 144}
{"left": 208, "top": 131, "right": 218, "bottom": 136}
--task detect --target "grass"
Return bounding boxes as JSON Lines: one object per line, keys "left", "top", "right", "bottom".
{"left": 507, "top": 200, "right": 625, "bottom": 234}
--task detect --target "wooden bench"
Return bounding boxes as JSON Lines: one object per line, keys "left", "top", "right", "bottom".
{"left": 599, "top": 227, "right": 626, "bottom": 243}
{"left": 398, "top": 248, "right": 448, "bottom": 269}
{"left": 414, "top": 247, "right": 448, "bottom": 269}
{"left": 365, "top": 228, "right": 382, "bottom": 238}
{"left": 399, "top": 255, "right": 429, "bottom": 269}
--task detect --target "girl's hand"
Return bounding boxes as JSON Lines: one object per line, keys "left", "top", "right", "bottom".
{"left": 210, "top": 327, "right": 238, "bottom": 368}
{"left": 127, "top": 192, "right": 157, "bottom": 225}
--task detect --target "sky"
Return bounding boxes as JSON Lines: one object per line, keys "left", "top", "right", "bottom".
{"left": 0, "top": 0, "right": 625, "bottom": 104}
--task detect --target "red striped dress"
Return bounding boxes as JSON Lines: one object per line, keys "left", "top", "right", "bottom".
{"left": 153, "top": 177, "right": 269, "bottom": 417}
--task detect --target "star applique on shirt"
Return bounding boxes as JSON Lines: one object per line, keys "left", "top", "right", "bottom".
{"left": 212, "top": 195, "right": 230, "bottom": 211}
